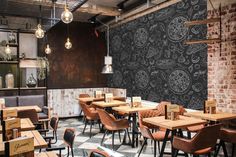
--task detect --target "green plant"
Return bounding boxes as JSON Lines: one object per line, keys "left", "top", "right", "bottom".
{"left": 37, "top": 57, "right": 49, "bottom": 80}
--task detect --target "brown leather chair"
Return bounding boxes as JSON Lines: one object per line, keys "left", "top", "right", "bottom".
{"left": 138, "top": 110, "right": 171, "bottom": 157}
{"left": 47, "top": 128, "right": 76, "bottom": 157}
{"left": 39, "top": 116, "right": 59, "bottom": 147}
{"left": 173, "top": 124, "right": 221, "bottom": 157}
{"left": 79, "top": 94, "right": 90, "bottom": 116}
{"left": 80, "top": 101, "right": 100, "bottom": 138}
{"left": 17, "top": 109, "right": 45, "bottom": 129}
{"left": 97, "top": 108, "right": 131, "bottom": 150}
{"left": 88, "top": 149, "right": 110, "bottom": 157}
{"left": 215, "top": 127, "right": 236, "bottom": 157}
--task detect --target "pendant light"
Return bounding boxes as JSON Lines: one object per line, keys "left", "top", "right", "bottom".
{"left": 61, "top": 0, "right": 73, "bottom": 24}
{"left": 35, "top": 5, "right": 45, "bottom": 38}
{"left": 44, "top": 33, "right": 52, "bottom": 54}
{"left": 45, "top": 44, "right": 52, "bottom": 54}
{"left": 65, "top": 24, "right": 72, "bottom": 49}
{"left": 5, "top": 44, "right": 11, "bottom": 54}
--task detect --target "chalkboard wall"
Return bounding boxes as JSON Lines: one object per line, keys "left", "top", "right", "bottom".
{"left": 107, "top": 0, "right": 208, "bottom": 109}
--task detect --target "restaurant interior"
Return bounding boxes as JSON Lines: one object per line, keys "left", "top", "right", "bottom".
{"left": 0, "top": 0, "right": 236, "bottom": 156}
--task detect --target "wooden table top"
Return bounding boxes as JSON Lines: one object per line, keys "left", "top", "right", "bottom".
{"left": 0, "top": 118, "right": 35, "bottom": 133}
{"left": 184, "top": 111, "right": 236, "bottom": 122}
{"left": 92, "top": 100, "right": 128, "bottom": 108}
{"left": 112, "top": 105, "right": 156, "bottom": 114}
{"left": 78, "top": 96, "right": 125, "bottom": 103}
{"left": 36, "top": 152, "right": 58, "bottom": 157}
{"left": 0, "top": 130, "right": 48, "bottom": 155}
{"left": 143, "top": 116, "right": 207, "bottom": 130}
{"left": 6, "top": 106, "right": 42, "bottom": 112}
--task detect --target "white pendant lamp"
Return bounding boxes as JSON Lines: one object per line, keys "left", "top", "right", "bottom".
{"left": 61, "top": 0, "right": 73, "bottom": 24}
{"left": 45, "top": 44, "right": 52, "bottom": 54}
{"left": 65, "top": 38, "right": 72, "bottom": 49}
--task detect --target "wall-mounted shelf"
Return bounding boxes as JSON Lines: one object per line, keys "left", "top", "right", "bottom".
{"left": 185, "top": 38, "right": 221, "bottom": 44}
{"left": 185, "top": 18, "right": 221, "bottom": 26}
{"left": 19, "top": 59, "right": 40, "bottom": 68}
{"left": 0, "top": 61, "right": 19, "bottom": 64}
{"left": 20, "top": 87, "right": 47, "bottom": 90}
{"left": 0, "top": 88, "right": 18, "bottom": 91}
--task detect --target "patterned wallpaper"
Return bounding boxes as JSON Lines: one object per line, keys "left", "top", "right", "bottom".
{"left": 107, "top": 0, "right": 208, "bottom": 109}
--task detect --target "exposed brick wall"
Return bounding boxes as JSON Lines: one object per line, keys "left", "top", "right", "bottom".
{"left": 208, "top": 3, "right": 236, "bottom": 113}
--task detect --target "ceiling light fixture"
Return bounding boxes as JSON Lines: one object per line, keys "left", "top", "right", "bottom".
{"left": 93, "top": 18, "right": 113, "bottom": 74}
{"left": 65, "top": 24, "right": 72, "bottom": 50}
{"left": 45, "top": 44, "right": 52, "bottom": 54}
{"left": 117, "top": 0, "right": 128, "bottom": 12}
{"left": 35, "top": 5, "right": 45, "bottom": 38}
{"left": 61, "top": 0, "right": 73, "bottom": 24}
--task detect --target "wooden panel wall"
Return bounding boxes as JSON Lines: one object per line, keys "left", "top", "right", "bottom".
{"left": 39, "top": 22, "right": 107, "bottom": 89}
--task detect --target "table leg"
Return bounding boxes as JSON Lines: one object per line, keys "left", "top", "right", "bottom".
{"left": 159, "top": 129, "right": 170, "bottom": 157}
{"left": 132, "top": 113, "right": 136, "bottom": 148}
{"left": 171, "top": 130, "right": 177, "bottom": 157}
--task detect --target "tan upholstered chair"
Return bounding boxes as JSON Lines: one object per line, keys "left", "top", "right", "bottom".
{"left": 97, "top": 108, "right": 131, "bottom": 150}
{"left": 173, "top": 124, "right": 221, "bottom": 157}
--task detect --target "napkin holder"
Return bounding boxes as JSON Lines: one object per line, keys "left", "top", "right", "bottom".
{"left": 2, "top": 118, "right": 21, "bottom": 141}
{"left": 165, "top": 104, "right": 180, "bottom": 120}
{"left": 105, "top": 93, "right": 113, "bottom": 103}
{"left": 204, "top": 100, "right": 216, "bottom": 114}
{"left": 131, "top": 96, "right": 142, "bottom": 108}
{"left": 94, "top": 91, "right": 103, "bottom": 98}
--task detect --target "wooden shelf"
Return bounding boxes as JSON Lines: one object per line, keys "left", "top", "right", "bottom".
{"left": 185, "top": 38, "right": 221, "bottom": 44}
{"left": 20, "top": 87, "right": 47, "bottom": 90}
{"left": 0, "top": 61, "right": 19, "bottom": 64}
{"left": 0, "top": 88, "right": 18, "bottom": 91}
{"left": 185, "top": 18, "right": 221, "bottom": 26}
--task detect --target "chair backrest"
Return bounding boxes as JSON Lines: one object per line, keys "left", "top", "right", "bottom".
{"left": 5, "top": 137, "right": 34, "bottom": 157}
{"left": 80, "top": 101, "right": 93, "bottom": 117}
{"left": 88, "top": 149, "right": 110, "bottom": 157}
{"left": 50, "top": 116, "right": 59, "bottom": 132}
{"left": 79, "top": 94, "right": 90, "bottom": 98}
{"left": 63, "top": 128, "right": 75, "bottom": 148}
{"left": 190, "top": 124, "right": 221, "bottom": 152}
{"left": 139, "top": 125, "right": 154, "bottom": 140}
{"left": 17, "top": 109, "right": 38, "bottom": 124}
{"left": 97, "top": 108, "right": 116, "bottom": 128}
{"left": 138, "top": 109, "right": 161, "bottom": 128}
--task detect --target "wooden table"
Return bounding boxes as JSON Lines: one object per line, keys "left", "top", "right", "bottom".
{"left": 0, "top": 118, "right": 35, "bottom": 133}
{"left": 6, "top": 105, "right": 42, "bottom": 112}
{"left": 0, "top": 130, "right": 48, "bottom": 155}
{"left": 184, "top": 111, "right": 236, "bottom": 122}
{"left": 78, "top": 96, "right": 125, "bottom": 104}
{"left": 92, "top": 100, "right": 128, "bottom": 108}
{"left": 143, "top": 116, "right": 206, "bottom": 157}
{"left": 113, "top": 105, "right": 156, "bottom": 148}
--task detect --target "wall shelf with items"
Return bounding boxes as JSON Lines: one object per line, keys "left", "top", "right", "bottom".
{"left": 0, "top": 28, "right": 48, "bottom": 99}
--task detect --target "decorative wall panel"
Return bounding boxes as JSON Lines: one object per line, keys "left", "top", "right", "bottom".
{"left": 108, "top": 0, "right": 208, "bottom": 109}
{"left": 48, "top": 88, "right": 126, "bottom": 117}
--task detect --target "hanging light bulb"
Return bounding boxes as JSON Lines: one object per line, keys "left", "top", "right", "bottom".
{"left": 35, "top": 24, "right": 44, "bottom": 38}
{"left": 61, "top": 4, "right": 73, "bottom": 24}
{"left": 5, "top": 45, "right": 11, "bottom": 54}
{"left": 45, "top": 44, "right": 52, "bottom": 54}
{"left": 65, "top": 38, "right": 72, "bottom": 49}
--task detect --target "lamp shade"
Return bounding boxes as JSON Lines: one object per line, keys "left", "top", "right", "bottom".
{"left": 101, "top": 65, "right": 113, "bottom": 74}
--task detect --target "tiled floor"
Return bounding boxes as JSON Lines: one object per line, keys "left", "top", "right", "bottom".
{"left": 41, "top": 118, "right": 227, "bottom": 157}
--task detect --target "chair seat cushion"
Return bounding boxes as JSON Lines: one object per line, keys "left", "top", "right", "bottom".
{"left": 152, "top": 131, "right": 171, "bottom": 141}
{"left": 187, "top": 124, "right": 204, "bottom": 132}
{"left": 193, "top": 147, "right": 212, "bottom": 155}
{"left": 38, "top": 112, "right": 49, "bottom": 119}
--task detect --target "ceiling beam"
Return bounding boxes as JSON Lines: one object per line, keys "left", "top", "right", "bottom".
{"left": 76, "top": 3, "right": 121, "bottom": 16}
{"left": 7, "top": 0, "right": 65, "bottom": 8}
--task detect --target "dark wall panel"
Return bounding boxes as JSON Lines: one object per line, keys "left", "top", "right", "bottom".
{"left": 107, "top": 0, "right": 208, "bottom": 109}
{"left": 42, "top": 22, "right": 107, "bottom": 89}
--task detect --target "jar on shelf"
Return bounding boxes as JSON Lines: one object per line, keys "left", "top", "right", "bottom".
{"left": 5, "top": 72, "right": 14, "bottom": 88}
{"left": 26, "top": 73, "right": 37, "bottom": 88}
